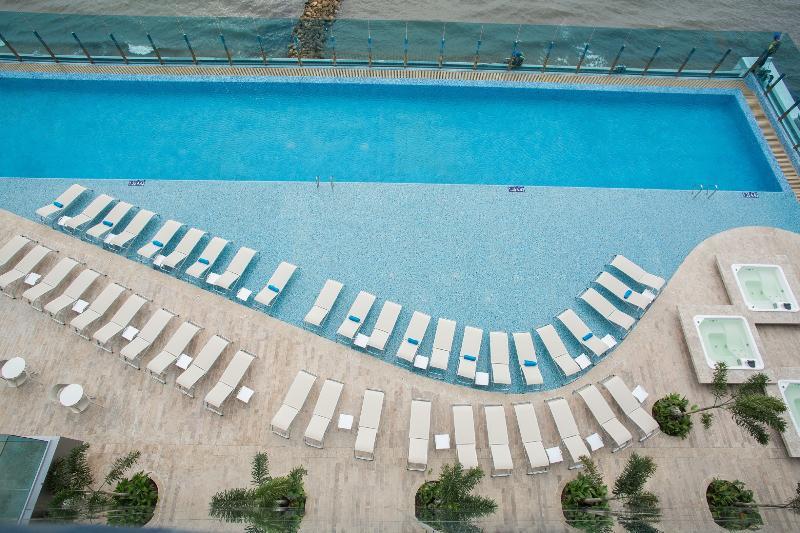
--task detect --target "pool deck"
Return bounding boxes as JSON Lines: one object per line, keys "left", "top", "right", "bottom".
{"left": 2, "top": 209, "right": 800, "bottom": 531}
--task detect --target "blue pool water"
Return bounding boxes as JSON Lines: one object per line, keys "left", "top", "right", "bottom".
{"left": 0, "top": 73, "right": 782, "bottom": 191}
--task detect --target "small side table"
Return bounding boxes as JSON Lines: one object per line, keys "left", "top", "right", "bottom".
{"left": 236, "top": 288, "right": 252, "bottom": 302}
{"left": 2, "top": 357, "right": 27, "bottom": 386}
{"left": 122, "top": 326, "right": 139, "bottom": 341}
{"left": 586, "top": 433, "right": 605, "bottom": 452}
{"left": 601, "top": 334, "right": 617, "bottom": 350}
{"left": 435, "top": 434, "right": 450, "bottom": 450}
{"left": 24, "top": 273, "right": 41, "bottom": 286}
{"left": 337, "top": 413, "right": 354, "bottom": 430}
{"left": 72, "top": 299, "right": 89, "bottom": 314}
{"left": 632, "top": 385, "right": 649, "bottom": 403}
{"left": 546, "top": 446, "right": 563, "bottom": 464}
{"left": 152, "top": 254, "right": 166, "bottom": 267}
{"left": 574, "top": 354, "right": 592, "bottom": 370}
{"left": 175, "top": 353, "right": 193, "bottom": 370}
{"left": 413, "top": 355, "right": 430, "bottom": 370}
{"left": 353, "top": 333, "right": 369, "bottom": 349}
{"left": 206, "top": 272, "right": 220, "bottom": 285}
{"left": 236, "top": 386, "right": 254, "bottom": 404}
{"left": 474, "top": 372, "right": 489, "bottom": 387}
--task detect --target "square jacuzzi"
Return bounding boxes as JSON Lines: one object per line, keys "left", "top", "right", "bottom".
{"left": 732, "top": 264, "right": 798, "bottom": 312}
{"left": 694, "top": 315, "right": 763, "bottom": 370}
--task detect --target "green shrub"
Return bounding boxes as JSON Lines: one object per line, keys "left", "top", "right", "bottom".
{"left": 414, "top": 464, "right": 497, "bottom": 533}
{"left": 561, "top": 458, "right": 613, "bottom": 532}
{"left": 108, "top": 472, "right": 158, "bottom": 527}
{"left": 706, "top": 479, "right": 763, "bottom": 531}
{"left": 652, "top": 393, "right": 693, "bottom": 438}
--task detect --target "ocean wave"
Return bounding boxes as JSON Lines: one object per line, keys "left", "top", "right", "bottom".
{"left": 128, "top": 43, "right": 154, "bottom": 55}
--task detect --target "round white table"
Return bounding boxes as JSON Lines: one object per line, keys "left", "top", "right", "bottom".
{"left": 1, "top": 357, "right": 25, "bottom": 380}
{"left": 59, "top": 384, "right": 85, "bottom": 408}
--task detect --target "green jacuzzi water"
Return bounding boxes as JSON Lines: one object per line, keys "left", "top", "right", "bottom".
{"left": 733, "top": 264, "right": 798, "bottom": 312}
{"left": 694, "top": 316, "right": 763, "bottom": 369}
{"left": 779, "top": 381, "right": 800, "bottom": 437}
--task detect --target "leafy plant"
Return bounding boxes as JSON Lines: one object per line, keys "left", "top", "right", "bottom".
{"left": 706, "top": 479, "right": 763, "bottom": 530}
{"left": 652, "top": 394, "right": 693, "bottom": 438}
{"left": 415, "top": 463, "right": 497, "bottom": 533}
{"left": 561, "top": 457, "right": 613, "bottom": 532}
{"left": 107, "top": 472, "right": 158, "bottom": 527}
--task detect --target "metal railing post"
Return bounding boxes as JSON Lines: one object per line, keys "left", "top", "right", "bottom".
{"left": 71, "top": 32, "right": 93, "bottom": 63}
{"left": 765, "top": 73, "right": 785, "bottom": 95}
{"left": 219, "top": 34, "right": 232, "bottom": 66}
{"left": 146, "top": 33, "right": 163, "bottom": 65}
{"left": 183, "top": 33, "right": 197, "bottom": 65}
{"left": 294, "top": 34, "right": 302, "bottom": 65}
{"left": 0, "top": 32, "right": 23, "bottom": 61}
{"left": 330, "top": 30, "right": 336, "bottom": 65}
{"left": 642, "top": 45, "right": 660, "bottom": 75}
{"left": 575, "top": 43, "right": 589, "bottom": 73}
{"left": 33, "top": 30, "right": 58, "bottom": 63}
{"left": 676, "top": 47, "right": 696, "bottom": 76}
{"left": 256, "top": 35, "right": 268, "bottom": 65}
{"left": 608, "top": 44, "right": 625, "bottom": 74}
{"left": 109, "top": 33, "right": 128, "bottom": 64}
{"left": 542, "top": 41, "right": 554, "bottom": 72}
{"left": 778, "top": 100, "right": 799, "bottom": 121}
{"left": 367, "top": 23, "right": 372, "bottom": 68}
{"left": 438, "top": 24, "right": 446, "bottom": 68}
{"left": 403, "top": 23, "right": 409, "bottom": 68}
{"left": 709, "top": 48, "right": 730, "bottom": 77}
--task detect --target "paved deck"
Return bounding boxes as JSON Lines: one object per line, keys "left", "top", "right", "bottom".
{"left": 2, "top": 209, "right": 800, "bottom": 531}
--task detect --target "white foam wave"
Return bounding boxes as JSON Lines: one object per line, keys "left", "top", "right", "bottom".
{"left": 128, "top": 43, "right": 154, "bottom": 55}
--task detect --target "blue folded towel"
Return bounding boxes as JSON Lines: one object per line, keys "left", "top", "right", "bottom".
{"left": 407, "top": 338, "right": 419, "bottom": 345}
{"left": 582, "top": 332, "right": 593, "bottom": 341}
{"left": 348, "top": 315, "right": 361, "bottom": 323}
{"left": 523, "top": 359, "right": 537, "bottom": 367}
{"left": 102, "top": 220, "right": 113, "bottom": 227}
{"left": 624, "top": 289, "right": 632, "bottom": 299}
{"left": 53, "top": 201, "right": 64, "bottom": 208}
{"left": 198, "top": 258, "right": 209, "bottom": 265}
{"left": 463, "top": 354, "right": 476, "bottom": 361}
{"left": 268, "top": 284, "right": 280, "bottom": 293}
{"left": 152, "top": 240, "right": 164, "bottom": 247}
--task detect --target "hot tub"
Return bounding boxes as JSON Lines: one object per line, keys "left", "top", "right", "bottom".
{"left": 732, "top": 264, "right": 798, "bottom": 312}
{"left": 694, "top": 315, "right": 763, "bottom": 370}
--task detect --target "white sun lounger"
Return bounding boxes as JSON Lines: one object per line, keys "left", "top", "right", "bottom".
{"left": 22, "top": 257, "right": 79, "bottom": 310}
{"left": 92, "top": 293, "right": 148, "bottom": 351}
{"left": 489, "top": 331, "right": 511, "bottom": 386}
{"left": 457, "top": 326, "right": 483, "bottom": 381}
{"left": 137, "top": 220, "right": 183, "bottom": 260}
{"left": 119, "top": 308, "right": 175, "bottom": 368}
{"left": 185, "top": 237, "right": 229, "bottom": 279}
{"left": 354, "top": 388, "right": 385, "bottom": 461}
{"left": 254, "top": 261, "right": 298, "bottom": 308}
{"left": 546, "top": 397, "right": 591, "bottom": 469}
{"left": 453, "top": 404, "right": 478, "bottom": 469}
{"left": 513, "top": 403, "right": 550, "bottom": 474}
{"left": 430, "top": 318, "right": 456, "bottom": 371}
{"left": 601, "top": 375, "right": 660, "bottom": 441}
{"left": 209, "top": 246, "right": 257, "bottom": 292}
{"left": 304, "top": 378, "right": 344, "bottom": 448}
{"left": 366, "top": 300, "right": 402, "bottom": 351}
{"left": 304, "top": 279, "right": 344, "bottom": 327}
{"left": 204, "top": 349, "right": 256, "bottom": 415}
{"left": 595, "top": 271, "right": 654, "bottom": 311}
{"left": 611, "top": 255, "right": 665, "bottom": 292}
{"left": 36, "top": 184, "right": 87, "bottom": 221}
{"left": 69, "top": 282, "right": 126, "bottom": 339}
{"left": 408, "top": 399, "right": 432, "bottom": 471}
{"left": 146, "top": 321, "right": 203, "bottom": 383}
{"left": 575, "top": 384, "right": 633, "bottom": 452}
{"left": 270, "top": 370, "right": 318, "bottom": 438}
{"left": 337, "top": 291, "right": 376, "bottom": 339}
{"left": 512, "top": 332, "right": 543, "bottom": 386}
{"left": 160, "top": 228, "right": 206, "bottom": 271}
{"left": 396, "top": 311, "right": 431, "bottom": 363}
{"left": 558, "top": 309, "right": 610, "bottom": 357}
{"left": 0, "top": 245, "right": 53, "bottom": 298}
{"left": 485, "top": 405, "right": 513, "bottom": 477}
{"left": 62, "top": 194, "right": 115, "bottom": 231}
{"left": 0, "top": 235, "right": 31, "bottom": 272}
{"left": 85, "top": 201, "right": 134, "bottom": 240}
{"left": 580, "top": 288, "right": 635, "bottom": 331}
{"left": 105, "top": 209, "right": 156, "bottom": 250}
{"left": 175, "top": 334, "right": 231, "bottom": 397}
{"left": 44, "top": 269, "right": 101, "bottom": 322}
{"left": 536, "top": 325, "right": 581, "bottom": 377}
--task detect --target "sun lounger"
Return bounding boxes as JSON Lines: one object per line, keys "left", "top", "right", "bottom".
{"left": 489, "top": 331, "right": 511, "bottom": 386}
{"left": 185, "top": 237, "right": 228, "bottom": 279}
{"left": 137, "top": 220, "right": 183, "bottom": 260}
{"left": 92, "top": 293, "right": 148, "bottom": 351}
{"left": 408, "top": 399, "right": 432, "bottom": 471}
{"left": 457, "top": 326, "right": 483, "bottom": 381}
{"left": 512, "top": 332, "right": 543, "bottom": 386}
{"left": 366, "top": 300, "right": 402, "bottom": 351}
{"left": 396, "top": 311, "right": 431, "bottom": 363}
{"left": 36, "top": 184, "right": 87, "bottom": 221}
{"left": 254, "top": 261, "right": 298, "bottom": 308}
{"left": 119, "top": 308, "right": 175, "bottom": 368}
{"left": 453, "top": 404, "right": 478, "bottom": 469}
{"left": 430, "top": 318, "right": 456, "bottom": 371}
{"left": 337, "top": 291, "right": 376, "bottom": 339}
{"left": 513, "top": 402, "right": 550, "bottom": 474}
{"left": 354, "top": 388, "right": 385, "bottom": 461}
{"left": 485, "top": 405, "right": 513, "bottom": 476}
{"left": 69, "top": 282, "right": 126, "bottom": 339}
{"left": 595, "top": 271, "right": 654, "bottom": 310}
{"left": 546, "top": 397, "right": 591, "bottom": 469}
{"left": 85, "top": 201, "right": 133, "bottom": 240}
{"left": 146, "top": 321, "right": 203, "bottom": 383}
{"left": 62, "top": 194, "right": 114, "bottom": 231}
{"left": 558, "top": 309, "right": 610, "bottom": 357}
{"left": 159, "top": 228, "right": 206, "bottom": 271}
{"left": 575, "top": 384, "right": 633, "bottom": 452}
{"left": 304, "top": 279, "right": 344, "bottom": 327}
{"left": 580, "top": 288, "right": 635, "bottom": 331}
{"left": 271, "top": 370, "right": 318, "bottom": 438}
{"left": 601, "top": 375, "right": 660, "bottom": 441}
{"left": 44, "top": 269, "right": 100, "bottom": 322}
{"left": 175, "top": 334, "right": 230, "bottom": 397}
{"left": 611, "top": 255, "right": 665, "bottom": 291}
{"left": 304, "top": 378, "right": 344, "bottom": 448}
{"left": 105, "top": 209, "right": 156, "bottom": 250}
{"left": 209, "top": 246, "right": 257, "bottom": 292}
{"left": 22, "top": 257, "right": 79, "bottom": 309}
{"left": 0, "top": 245, "right": 53, "bottom": 298}
{"left": 204, "top": 349, "right": 256, "bottom": 415}
{"left": 536, "top": 325, "right": 581, "bottom": 377}
{"left": 0, "top": 235, "right": 31, "bottom": 272}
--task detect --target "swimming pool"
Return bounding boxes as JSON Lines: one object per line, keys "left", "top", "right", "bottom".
{"left": 694, "top": 315, "right": 763, "bottom": 370}
{"left": 0, "top": 73, "right": 783, "bottom": 191}
{"left": 732, "top": 264, "right": 798, "bottom": 312}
